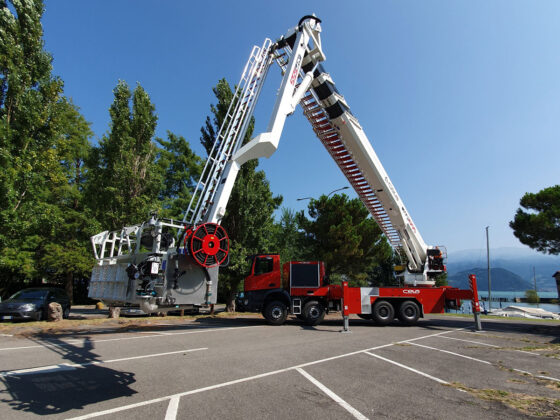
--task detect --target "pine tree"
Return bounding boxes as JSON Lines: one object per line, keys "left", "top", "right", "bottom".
{"left": 298, "top": 194, "right": 392, "bottom": 286}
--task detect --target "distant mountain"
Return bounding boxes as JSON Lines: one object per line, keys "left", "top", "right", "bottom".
{"left": 446, "top": 247, "right": 559, "bottom": 292}
{"left": 447, "top": 267, "right": 533, "bottom": 291}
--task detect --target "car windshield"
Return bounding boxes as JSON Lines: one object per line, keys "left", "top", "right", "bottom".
{"left": 9, "top": 289, "right": 48, "bottom": 300}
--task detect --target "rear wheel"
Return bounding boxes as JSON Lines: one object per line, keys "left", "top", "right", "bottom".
{"left": 302, "top": 300, "right": 325, "bottom": 326}
{"left": 263, "top": 300, "right": 287, "bottom": 326}
{"left": 372, "top": 300, "right": 394, "bottom": 326}
{"left": 398, "top": 300, "right": 420, "bottom": 325}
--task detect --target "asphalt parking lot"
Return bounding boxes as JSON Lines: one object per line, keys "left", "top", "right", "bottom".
{"left": 0, "top": 315, "right": 558, "bottom": 419}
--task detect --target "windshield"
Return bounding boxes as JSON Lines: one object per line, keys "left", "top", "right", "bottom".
{"left": 9, "top": 289, "right": 48, "bottom": 301}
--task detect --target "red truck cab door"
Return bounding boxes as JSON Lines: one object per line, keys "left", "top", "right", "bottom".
{"left": 244, "top": 255, "right": 281, "bottom": 292}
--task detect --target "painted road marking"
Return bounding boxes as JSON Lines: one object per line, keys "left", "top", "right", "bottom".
{"left": 405, "top": 342, "right": 492, "bottom": 365}
{"left": 536, "top": 375, "right": 560, "bottom": 382}
{"left": 296, "top": 368, "right": 368, "bottom": 420}
{"left": 454, "top": 331, "right": 541, "bottom": 356}
{"left": 515, "top": 350, "right": 540, "bottom": 356}
{"left": 437, "top": 335, "right": 500, "bottom": 347}
{"left": 0, "top": 325, "right": 264, "bottom": 352}
{"left": 364, "top": 351, "right": 450, "bottom": 385}
{"left": 164, "top": 396, "right": 180, "bottom": 420}
{"left": 1, "top": 348, "right": 206, "bottom": 377}
{"left": 66, "top": 327, "right": 465, "bottom": 420}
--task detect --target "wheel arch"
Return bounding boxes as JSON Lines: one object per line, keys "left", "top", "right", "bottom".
{"left": 263, "top": 290, "right": 291, "bottom": 308}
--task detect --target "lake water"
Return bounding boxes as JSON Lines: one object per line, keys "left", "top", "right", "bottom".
{"left": 458, "top": 291, "right": 560, "bottom": 314}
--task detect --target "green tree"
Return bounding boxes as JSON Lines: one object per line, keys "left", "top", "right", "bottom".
{"left": 0, "top": 1, "right": 93, "bottom": 296}
{"left": 298, "top": 194, "right": 393, "bottom": 286}
{"left": 200, "top": 79, "right": 282, "bottom": 310}
{"left": 510, "top": 185, "right": 560, "bottom": 255}
{"left": 524, "top": 289, "right": 540, "bottom": 304}
{"left": 38, "top": 100, "right": 95, "bottom": 302}
{"left": 156, "top": 131, "right": 202, "bottom": 220}
{"left": 86, "top": 81, "right": 161, "bottom": 230}
{"left": 271, "top": 208, "right": 306, "bottom": 264}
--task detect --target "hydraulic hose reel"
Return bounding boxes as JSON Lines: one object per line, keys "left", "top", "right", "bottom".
{"left": 183, "top": 223, "right": 229, "bottom": 268}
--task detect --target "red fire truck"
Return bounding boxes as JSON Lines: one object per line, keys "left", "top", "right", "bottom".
{"left": 89, "top": 16, "right": 477, "bottom": 321}
{"left": 237, "top": 254, "right": 474, "bottom": 326}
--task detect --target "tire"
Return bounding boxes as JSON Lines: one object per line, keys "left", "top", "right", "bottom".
{"left": 35, "top": 310, "right": 44, "bottom": 321}
{"left": 372, "top": 300, "right": 394, "bottom": 326}
{"left": 302, "top": 300, "right": 325, "bottom": 326}
{"left": 63, "top": 306, "right": 70, "bottom": 319}
{"left": 263, "top": 300, "right": 287, "bottom": 326}
{"left": 398, "top": 300, "right": 420, "bottom": 325}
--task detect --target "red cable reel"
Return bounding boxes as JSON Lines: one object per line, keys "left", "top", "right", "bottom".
{"left": 185, "top": 223, "right": 229, "bottom": 268}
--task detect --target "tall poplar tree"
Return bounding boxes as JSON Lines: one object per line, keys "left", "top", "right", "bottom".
{"left": 0, "top": 1, "right": 93, "bottom": 294}
{"left": 86, "top": 81, "right": 161, "bottom": 231}
{"left": 157, "top": 132, "right": 202, "bottom": 220}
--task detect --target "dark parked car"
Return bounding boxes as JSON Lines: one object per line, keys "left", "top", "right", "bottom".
{"left": 0, "top": 288, "right": 71, "bottom": 321}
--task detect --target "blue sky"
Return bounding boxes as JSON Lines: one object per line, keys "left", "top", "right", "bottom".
{"left": 42, "top": 1, "right": 560, "bottom": 253}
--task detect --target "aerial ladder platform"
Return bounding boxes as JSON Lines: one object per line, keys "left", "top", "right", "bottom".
{"left": 88, "top": 16, "right": 445, "bottom": 313}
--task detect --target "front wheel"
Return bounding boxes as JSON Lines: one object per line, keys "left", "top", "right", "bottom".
{"left": 372, "top": 300, "right": 394, "bottom": 326}
{"left": 263, "top": 301, "right": 287, "bottom": 326}
{"left": 63, "top": 307, "right": 70, "bottom": 319}
{"left": 398, "top": 300, "right": 420, "bottom": 325}
{"left": 302, "top": 300, "right": 325, "bottom": 326}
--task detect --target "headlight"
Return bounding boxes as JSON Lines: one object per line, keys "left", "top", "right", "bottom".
{"left": 20, "top": 303, "right": 36, "bottom": 311}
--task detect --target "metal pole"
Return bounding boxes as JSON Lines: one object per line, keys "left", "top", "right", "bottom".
{"left": 486, "top": 226, "right": 491, "bottom": 312}
{"left": 534, "top": 266, "right": 539, "bottom": 308}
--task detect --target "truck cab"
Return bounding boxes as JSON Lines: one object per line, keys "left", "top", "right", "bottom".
{"left": 239, "top": 254, "right": 337, "bottom": 325}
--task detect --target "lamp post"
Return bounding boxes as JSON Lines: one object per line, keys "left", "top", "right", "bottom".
{"left": 297, "top": 186, "right": 349, "bottom": 201}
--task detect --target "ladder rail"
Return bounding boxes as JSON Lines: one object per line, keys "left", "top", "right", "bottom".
{"left": 194, "top": 39, "right": 273, "bottom": 223}
{"left": 272, "top": 45, "right": 404, "bottom": 250}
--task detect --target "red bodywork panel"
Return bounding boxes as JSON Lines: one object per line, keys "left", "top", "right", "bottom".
{"left": 244, "top": 254, "right": 281, "bottom": 292}
{"left": 244, "top": 254, "right": 474, "bottom": 316}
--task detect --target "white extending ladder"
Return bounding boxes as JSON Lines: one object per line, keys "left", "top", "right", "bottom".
{"left": 183, "top": 39, "right": 274, "bottom": 225}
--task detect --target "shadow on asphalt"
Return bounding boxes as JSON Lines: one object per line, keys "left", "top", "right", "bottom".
{"left": 0, "top": 336, "right": 136, "bottom": 415}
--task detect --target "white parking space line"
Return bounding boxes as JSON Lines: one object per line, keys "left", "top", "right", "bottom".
{"left": 0, "top": 325, "right": 264, "bottom": 352}
{"left": 437, "top": 335, "right": 500, "bottom": 347}
{"left": 296, "top": 368, "right": 368, "bottom": 420}
{"left": 364, "top": 351, "right": 450, "bottom": 385}
{"left": 67, "top": 327, "right": 467, "bottom": 420}
{"left": 0, "top": 334, "right": 13, "bottom": 337}
{"left": 516, "top": 350, "right": 540, "bottom": 356}
{"left": 537, "top": 375, "right": 560, "bottom": 382}
{"left": 400, "top": 328, "right": 466, "bottom": 343}
{"left": 405, "top": 342, "right": 492, "bottom": 365}
{"left": 1, "top": 348, "right": 206, "bottom": 377}
{"left": 164, "top": 396, "right": 180, "bottom": 420}
{"left": 454, "top": 331, "right": 541, "bottom": 356}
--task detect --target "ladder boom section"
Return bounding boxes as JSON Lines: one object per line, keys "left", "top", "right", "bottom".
{"left": 297, "top": 65, "right": 442, "bottom": 284}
